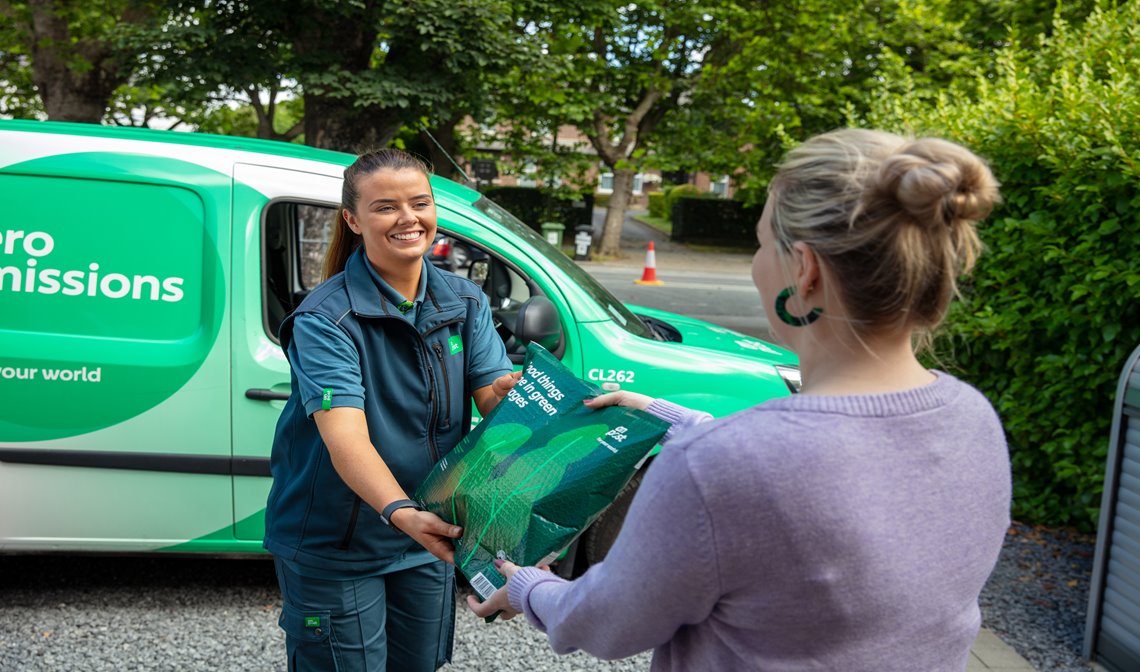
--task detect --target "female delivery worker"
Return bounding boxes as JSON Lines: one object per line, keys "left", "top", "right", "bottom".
{"left": 471, "top": 129, "right": 1011, "bottom": 672}
{"left": 264, "top": 148, "right": 519, "bottom": 671}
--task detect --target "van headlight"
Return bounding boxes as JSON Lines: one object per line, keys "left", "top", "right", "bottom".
{"left": 775, "top": 365, "right": 801, "bottom": 394}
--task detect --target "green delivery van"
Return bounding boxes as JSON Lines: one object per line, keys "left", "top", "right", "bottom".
{"left": 0, "top": 119, "right": 798, "bottom": 569}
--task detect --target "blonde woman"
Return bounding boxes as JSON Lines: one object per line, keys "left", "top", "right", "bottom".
{"left": 472, "top": 129, "right": 1011, "bottom": 672}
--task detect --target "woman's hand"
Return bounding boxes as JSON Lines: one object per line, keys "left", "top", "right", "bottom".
{"left": 466, "top": 559, "right": 525, "bottom": 620}
{"left": 390, "top": 508, "right": 463, "bottom": 564}
{"left": 584, "top": 390, "right": 654, "bottom": 411}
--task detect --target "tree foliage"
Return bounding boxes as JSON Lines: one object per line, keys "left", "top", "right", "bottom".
{"left": 3, "top": 0, "right": 537, "bottom": 152}
{"left": 868, "top": 0, "right": 1140, "bottom": 531}
{"left": 118, "top": 1, "right": 303, "bottom": 137}
{"left": 490, "top": 0, "right": 733, "bottom": 256}
{"left": 0, "top": 0, "right": 165, "bottom": 122}
{"left": 653, "top": 0, "right": 1099, "bottom": 205}
{"left": 259, "top": 0, "right": 532, "bottom": 152}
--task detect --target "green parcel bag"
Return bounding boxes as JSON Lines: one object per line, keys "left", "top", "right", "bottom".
{"left": 415, "top": 342, "right": 669, "bottom": 602}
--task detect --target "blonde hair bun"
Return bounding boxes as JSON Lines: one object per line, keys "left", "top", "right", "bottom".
{"left": 767, "top": 128, "right": 1001, "bottom": 340}
{"left": 877, "top": 138, "right": 1000, "bottom": 229}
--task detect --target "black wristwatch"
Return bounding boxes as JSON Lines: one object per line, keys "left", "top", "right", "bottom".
{"left": 380, "top": 499, "right": 423, "bottom": 532}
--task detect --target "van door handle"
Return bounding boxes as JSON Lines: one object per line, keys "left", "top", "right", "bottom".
{"left": 246, "top": 388, "right": 290, "bottom": 401}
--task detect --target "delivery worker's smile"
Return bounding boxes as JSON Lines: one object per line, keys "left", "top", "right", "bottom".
{"left": 346, "top": 167, "right": 438, "bottom": 271}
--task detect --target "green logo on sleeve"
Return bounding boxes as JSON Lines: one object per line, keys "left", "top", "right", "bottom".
{"left": 448, "top": 334, "right": 463, "bottom": 355}
{"left": 322, "top": 388, "right": 332, "bottom": 411}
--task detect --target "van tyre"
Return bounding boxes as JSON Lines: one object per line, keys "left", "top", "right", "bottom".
{"left": 583, "top": 468, "right": 646, "bottom": 567}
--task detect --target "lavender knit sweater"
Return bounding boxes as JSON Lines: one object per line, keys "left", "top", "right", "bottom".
{"left": 506, "top": 372, "right": 1011, "bottom": 671}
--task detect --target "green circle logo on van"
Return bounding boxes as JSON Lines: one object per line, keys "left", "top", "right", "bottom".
{"left": 0, "top": 153, "right": 230, "bottom": 441}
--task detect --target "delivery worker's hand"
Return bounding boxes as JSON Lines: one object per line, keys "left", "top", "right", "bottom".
{"left": 584, "top": 390, "right": 654, "bottom": 411}
{"left": 491, "top": 370, "right": 523, "bottom": 401}
{"left": 473, "top": 370, "right": 524, "bottom": 416}
{"left": 391, "top": 508, "right": 462, "bottom": 564}
{"left": 466, "top": 559, "right": 525, "bottom": 621}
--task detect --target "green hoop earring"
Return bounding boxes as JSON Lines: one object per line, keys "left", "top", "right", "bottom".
{"left": 774, "top": 286, "right": 822, "bottom": 327}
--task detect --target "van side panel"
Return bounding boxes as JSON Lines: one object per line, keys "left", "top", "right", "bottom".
{"left": 0, "top": 151, "right": 234, "bottom": 551}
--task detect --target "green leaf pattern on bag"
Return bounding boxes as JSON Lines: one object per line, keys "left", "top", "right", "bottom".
{"left": 456, "top": 424, "right": 608, "bottom": 572}
{"left": 415, "top": 343, "right": 670, "bottom": 600}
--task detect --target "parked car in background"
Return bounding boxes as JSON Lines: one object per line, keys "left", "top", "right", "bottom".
{"left": 427, "top": 232, "right": 487, "bottom": 273}
{"left": 0, "top": 119, "right": 799, "bottom": 574}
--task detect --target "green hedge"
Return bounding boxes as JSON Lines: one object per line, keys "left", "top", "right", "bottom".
{"left": 869, "top": 2, "right": 1140, "bottom": 531}
{"left": 482, "top": 186, "right": 594, "bottom": 243}
{"left": 647, "top": 192, "right": 667, "bottom": 219}
{"left": 672, "top": 198, "right": 761, "bottom": 247}
{"left": 664, "top": 184, "right": 710, "bottom": 223}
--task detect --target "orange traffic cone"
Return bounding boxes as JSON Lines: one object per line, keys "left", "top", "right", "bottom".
{"left": 634, "top": 241, "right": 665, "bottom": 285}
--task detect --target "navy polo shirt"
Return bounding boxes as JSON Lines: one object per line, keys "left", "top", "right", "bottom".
{"left": 266, "top": 250, "right": 512, "bottom": 577}
{"left": 288, "top": 258, "right": 505, "bottom": 419}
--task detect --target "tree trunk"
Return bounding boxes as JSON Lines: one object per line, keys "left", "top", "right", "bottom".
{"left": 283, "top": 1, "right": 402, "bottom": 152}
{"left": 28, "top": 0, "right": 128, "bottom": 123}
{"left": 420, "top": 115, "right": 463, "bottom": 181}
{"left": 598, "top": 168, "right": 635, "bottom": 257}
{"left": 584, "top": 84, "right": 666, "bottom": 258}
{"left": 248, "top": 85, "right": 303, "bottom": 142}
{"left": 302, "top": 95, "right": 403, "bottom": 153}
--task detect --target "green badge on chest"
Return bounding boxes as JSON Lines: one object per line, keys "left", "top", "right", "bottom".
{"left": 448, "top": 334, "right": 463, "bottom": 355}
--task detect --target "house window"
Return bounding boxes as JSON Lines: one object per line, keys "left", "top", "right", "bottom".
{"left": 711, "top": 176, "right": 729, "bottom": 197}
{"left": 518, "top": 162, "right": 537, "bottom": 188}
{"left": 597, "top": 172, "right": 644, "bottom": 195}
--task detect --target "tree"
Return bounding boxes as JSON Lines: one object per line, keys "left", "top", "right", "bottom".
{"left": 491, "top": 1, "right": 733, "bottom": 257}
{"left": 865, "top": 0, "right": 1133, "bottom": 530}
{"left": 131, "top": 0, "right": 535, "bottom": 156}
{"left": 653, "top": 0, "right": 1101, "bottom": 204}
{"left": 0, "top": 0, "right": 163, "bottom": 122}
{"left": 119, "top": 1, "right": 303, "bottom": 139}
{"left": 0, "top": 1, "right": 39, "bottom": 117}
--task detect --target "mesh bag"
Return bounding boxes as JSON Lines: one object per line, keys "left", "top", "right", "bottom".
{"left": 415, "top": 342, "right": 669, "bottom": 603}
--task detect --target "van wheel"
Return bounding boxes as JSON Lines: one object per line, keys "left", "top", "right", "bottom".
{"left": 582, "top": 469, "right": 646, "bottom": 568}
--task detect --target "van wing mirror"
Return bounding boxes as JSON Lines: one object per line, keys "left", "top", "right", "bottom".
{"left": 514, "top": 295, "right": 563, "bottom": 355}
{"left": 469, "top": 259, "right": 489, "bottom": 285}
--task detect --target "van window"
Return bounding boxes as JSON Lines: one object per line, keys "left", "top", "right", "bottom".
{"left": 298, "top": 205, "right": 336, "bottom": 289}
{"left": 473, "top": 197, "right": 654, "bottom": 340}
{"left": 263, "top": 204, "right": 560, "bottom": 362}
{"left": 263, "top": 201, "right": 338, "bottom": 340}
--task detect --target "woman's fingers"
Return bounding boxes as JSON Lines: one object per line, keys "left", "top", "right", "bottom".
{"left": 397, "top": 510, "right": 463, "bottom": 564}
{"left": 466, "top": 589, "right": 516, "bottom": 620}
{"left": 422, "top": 537, "right": 455, "bottom": 565}
{"left": 494, "top": 559, "right": 521, "bottom": 579}
{"left": 584, "top": 391, "right": 654, "bottom": 410}
{"left": 427, "top": 514, "right": 463, "bottom": 538}
{"left": 399, "top": 510, "right": 461, "bottom": 538}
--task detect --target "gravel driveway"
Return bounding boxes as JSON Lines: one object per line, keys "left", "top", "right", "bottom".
{"left": 0, "top": 523, "right": 1095, "bottom": 671}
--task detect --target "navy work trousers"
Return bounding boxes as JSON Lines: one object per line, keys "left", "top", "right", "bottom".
{"left": 273, "top": 557, "right": 455, "bottom": 672}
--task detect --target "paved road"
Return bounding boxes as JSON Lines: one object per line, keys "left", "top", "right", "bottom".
{"left": 584, "top": 265, "right": 771, "bottom": 340}
{"left": 584, "top": 208, "right": 771, "bottom": 340}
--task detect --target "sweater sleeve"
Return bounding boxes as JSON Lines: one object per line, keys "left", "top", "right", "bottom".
{"left": 646, "top": 399, "right": 714, "bottom": 444}
{"left": 505, "top": 439, "right": 721, "bottom": 659}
